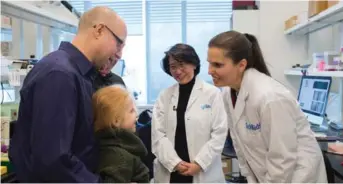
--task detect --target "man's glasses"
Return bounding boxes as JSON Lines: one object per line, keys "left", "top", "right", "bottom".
{"left": 93, "top": 24, "right": 124, "bottom": 48}
{"left": 104, "top": 25, "right": 123, "bottom": 46}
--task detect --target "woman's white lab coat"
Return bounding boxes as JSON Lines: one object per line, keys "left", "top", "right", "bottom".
{"left": 152, "top": 78, "right": 228, "bottom": 183}
{"left": 222, "top": 68, "right": 327, "bottom": 183}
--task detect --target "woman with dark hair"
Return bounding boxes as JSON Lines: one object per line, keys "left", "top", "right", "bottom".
{"left": 207, "top": 30, "right": 327, "bottom": 183}
{"left": 152, "top": 43, "right": 228, "bottom": 183}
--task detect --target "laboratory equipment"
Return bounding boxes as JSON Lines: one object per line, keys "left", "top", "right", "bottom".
{"left": 313, "top": 53, "right": 325, "bottom": 71}
{"left": 297, "top": 75, "right": 332, "bottom": 131}
{"left": 313, "top": 52, "right": 341, "bottom": 71}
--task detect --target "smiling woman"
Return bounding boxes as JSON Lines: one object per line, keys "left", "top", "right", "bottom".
{"left": 161, "top": 44, "right": 200, "bottom": 84}
{"left": 207, "top": 30, "right": 327, "bottom": 183}
{"left": 152, "top": 43, "right": 228, "bottom": 183}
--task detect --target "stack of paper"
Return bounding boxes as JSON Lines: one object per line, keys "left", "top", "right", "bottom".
{"left": 328, "top": 141, "right": 343, "bottom": 155}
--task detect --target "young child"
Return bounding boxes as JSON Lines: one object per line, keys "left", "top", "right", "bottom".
{"left": 92, "top": 85, "right": 149, "bottom": 183}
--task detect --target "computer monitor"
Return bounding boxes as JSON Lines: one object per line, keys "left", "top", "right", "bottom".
{"left": 297, "top": 76, "right": 332, "bottom": 126}
{"left": 111, "top": 59, "right": 125, "bottom": 77}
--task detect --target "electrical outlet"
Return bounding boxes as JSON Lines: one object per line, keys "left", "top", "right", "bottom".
{"left": 10, "top": 109, "right": 17, "bottom": 121}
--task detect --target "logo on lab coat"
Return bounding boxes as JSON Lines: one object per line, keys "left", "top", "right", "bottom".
{"left": 245, "top": 122, "right": 261, "bottom": 131}
{"left": 201, "top": 104, "right": 211, "bottom": 110}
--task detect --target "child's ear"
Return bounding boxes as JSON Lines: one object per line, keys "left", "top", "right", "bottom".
{"left": 112, "top": 120, "right": 121, "bottom": 128}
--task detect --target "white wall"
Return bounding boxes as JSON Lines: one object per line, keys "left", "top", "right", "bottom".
{"left": 10, "top": 17, "right": 21, "bottom": 59}
{"left": 42, "top": 25, "right": 52, "bottom": 56}
{"left": 233, "top": 10, "right": 260, "bottom": 39}
{"left": 233, "top": 1, "right": 309, "bottom": 95}
{"left": 259, "top": 1, "right": 310, "bottom": 94}
{"left": 22, "top": 21, "right": 38, "bottom": 58}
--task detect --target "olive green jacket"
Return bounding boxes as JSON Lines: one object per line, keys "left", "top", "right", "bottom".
{"left": 95, "top": 128, "right": 149, "bottom": 183}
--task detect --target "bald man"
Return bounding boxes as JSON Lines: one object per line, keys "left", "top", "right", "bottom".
{"left": 9, "top": 6, "right": 127, "bottom": 182}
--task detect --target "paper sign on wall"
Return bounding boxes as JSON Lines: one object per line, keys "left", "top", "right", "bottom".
{"left": 1, "top": 15, "right": 12, "bottom": 29}
{"left": 1, "top": 42, "right": 11, "bottom": 57}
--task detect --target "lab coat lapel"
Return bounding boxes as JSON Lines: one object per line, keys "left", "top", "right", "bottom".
{"left": 171, "top": 84, "right": 179, "bottom": 109}
{"left": 186, "top": 78, "right": 202, "bottom": 111}
{"left": 233, "top": 90, "right": 248, "bottom": 127}
{"left": 233, "top": 70, "right": 251, "bottom": 127}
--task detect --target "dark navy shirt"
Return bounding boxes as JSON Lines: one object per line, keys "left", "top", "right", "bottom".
{"left": 9, "top": 42, "right": 99, "bottom": 182}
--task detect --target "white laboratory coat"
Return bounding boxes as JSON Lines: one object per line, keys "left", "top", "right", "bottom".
{"left": 152, "top": 78, "right": 228, "bottom": 183}
{"left": 222, "top": 68, "right": 327, "bottom": 183}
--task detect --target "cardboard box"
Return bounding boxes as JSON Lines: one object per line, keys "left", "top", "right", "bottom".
{"left": 308, "top": 0, "right": 328, "bottom": 18}
{"left": 1, "top": 166, "right": 7, "bottom": 175}
{"left": 285, "top": 15, "right": 298, "bottom": 30}
{"left": 222, "top": 158, "right": 232, "bottom": 174}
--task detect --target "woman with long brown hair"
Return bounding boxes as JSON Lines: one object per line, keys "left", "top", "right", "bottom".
{"left": 207, "top": 30, "right": 327, "bottom": 183}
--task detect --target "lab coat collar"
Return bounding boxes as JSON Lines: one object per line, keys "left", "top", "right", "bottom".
{"left": 171, "top": 77, "right": 203, "bottom": 97}
{"left": 171, "top": 77, "right": 203, "bottom": 111}
{"left": 187, "top": 77, "right": 203, "bottom": 111}
{"left": 232, "top": 69, "right": 253, "bottom": 125}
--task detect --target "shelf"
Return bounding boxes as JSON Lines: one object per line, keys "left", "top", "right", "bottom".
{"left": 1, "top": 1, "right": 78, "bottom": 33}
{"left": 284, "top": 3, "right": 343, "bottom": 35}
{"left": 284, "top": 69, "right": 343, "bottom": 78}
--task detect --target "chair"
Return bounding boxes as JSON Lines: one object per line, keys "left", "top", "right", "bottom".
{"left": 222, "top": 134, "right": 247, "bottom": 183}
{"left": 136, "top": 109, "right": 155, "bottom": 180}
{"left": 323, "top": 151, "right": 335, "bottom": 183}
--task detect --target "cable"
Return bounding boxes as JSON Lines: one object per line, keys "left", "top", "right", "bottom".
{"left": 5, "top": 90, "right": 12, "bottom": 101}
{"left": 328, "top": 92, "right": 338, "bottom": 107}
{"left": 1, "top": 82, "right": 4, "bottom": 104}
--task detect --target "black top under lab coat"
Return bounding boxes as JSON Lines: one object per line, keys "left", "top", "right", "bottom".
{"left": 170, "top": 77, "right": 195, "bottom": 183}
{"left": 9, "top": 42, "right": 99, "bottom": 182}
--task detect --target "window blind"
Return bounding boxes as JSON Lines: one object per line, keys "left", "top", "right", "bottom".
{"left": 91, "top": 0, "right": 143, "bottom": 35}
{"left": 68, "top": 1, "right": 86, "bottom": 14}
{"left": 68, "top": 1, "right": 143, "bottom": 35}
{"left": 186, "top": 1, "right": 233, "bottom": 22}
{"left": 147, "top": 0, "right": 182, "bottom": 24}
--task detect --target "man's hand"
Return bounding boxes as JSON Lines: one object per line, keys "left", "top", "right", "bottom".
{"left": 175, "top": 161, "right": 190, "bottom": 173}
{"left": 180, "top": 162, "right": 202, "bottom": 176}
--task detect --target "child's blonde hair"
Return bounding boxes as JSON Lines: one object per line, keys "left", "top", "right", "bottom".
{"left": 92, "top": 85, "right": 133, "bottom": 132}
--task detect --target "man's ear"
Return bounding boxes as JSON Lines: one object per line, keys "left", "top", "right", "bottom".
{"left": 92, "top": 24, "right": 104, "bottom": 39}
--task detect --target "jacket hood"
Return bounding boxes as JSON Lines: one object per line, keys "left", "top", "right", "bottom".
{"left": 95, "top": 128, "right": 148, "bottom": 157}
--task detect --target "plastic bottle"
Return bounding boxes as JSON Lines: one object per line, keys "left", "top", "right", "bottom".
{"left": 318, "top": 60, "right": 325, "bottom": 71}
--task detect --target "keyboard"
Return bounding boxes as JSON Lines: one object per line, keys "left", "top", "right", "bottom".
{"left": 329, "top": 122, "right": 343, "bottom": 130}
